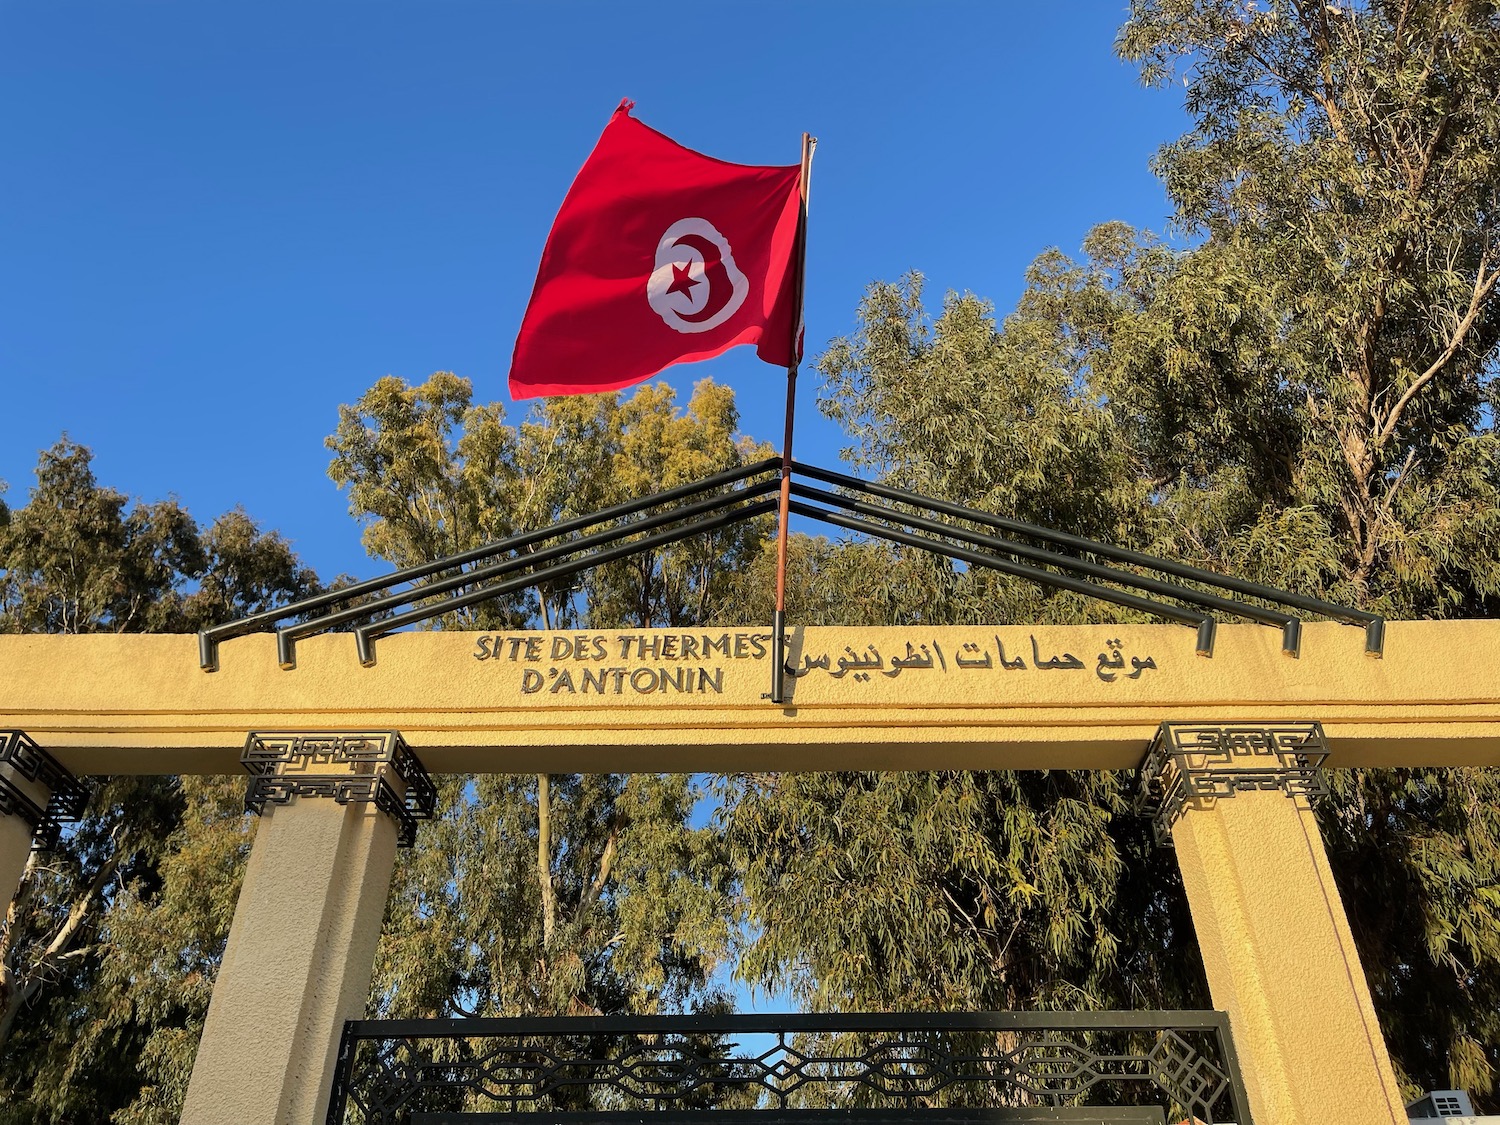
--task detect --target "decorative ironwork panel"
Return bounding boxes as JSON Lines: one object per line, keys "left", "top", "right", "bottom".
{"left": 1134, "top": 721, "right": 1331, "bottom": 846}
{"left": 325, "top": 1012, "right": 1252, "bottom": 1125}
{"left": 0, "top": 731, "right": 90, "bottom": 850}
{"left": 243, "top": 732, "right": 401, "bottom": 772}
{"left": 241, "top": 731, "right": 435, "bottom": 847}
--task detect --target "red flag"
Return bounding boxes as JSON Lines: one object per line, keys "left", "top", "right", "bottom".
{"left": 509, "top": 100, "right": 804, "bottom": 400}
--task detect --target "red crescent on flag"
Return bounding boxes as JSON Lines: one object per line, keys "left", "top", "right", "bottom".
{"left": 670, "top": 232, "right": 736, "bottom": 325}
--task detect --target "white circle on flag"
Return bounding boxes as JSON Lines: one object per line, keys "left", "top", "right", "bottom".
{"left": 646, "top": 218, "right": 749, "bottom": 334}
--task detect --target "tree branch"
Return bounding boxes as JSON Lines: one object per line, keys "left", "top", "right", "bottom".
{"left": 580, "top": 825, "right": 619, "bottom": 918}
{"left": 0, "top": 842, "right": 122, "bottom": 1051}
{"left": 1375, "top": 250, "right": 1499, "bottom": 449}
{"left": 1354, "top": 448, "right": 1419, "bottom": 586}
{"left": 537, "top": 774, "right": 557, "bottom": 950}
{"left": 40, "top": 836, "right": 125, "bottom": 967}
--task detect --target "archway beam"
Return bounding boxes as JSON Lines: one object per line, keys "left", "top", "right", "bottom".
{"left": 4, "top": 622, "right": 1495, "bottom": 777}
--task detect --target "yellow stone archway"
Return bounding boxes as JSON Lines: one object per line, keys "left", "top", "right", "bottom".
{"left": 4, "top": 619, "right": 1498, "bottom": 1124}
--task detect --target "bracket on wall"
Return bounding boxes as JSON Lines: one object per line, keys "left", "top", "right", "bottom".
{"left": 0, "top": 731, "right": 90, "bottom": 851}
{"left": 241, "top": 732, "right": 437, "bottom": 847}
{"left": 198, "top": 457, "right": 1383, "bottom": 682}
{"left": 1133, "top": 721, "right": 1332, "bottom": 846}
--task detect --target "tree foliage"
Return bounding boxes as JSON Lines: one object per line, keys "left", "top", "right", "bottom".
{"left": 724, "top": 1, "right": 1500, "bottom": 1104}
{"left": 1118, "top": 0, "right": 1500, "bottom": 609}
{"left": 1, "top": 441, "right": 318, "bottom": 635}
{"left": 725, "top": 770, "right": 1198, "bottom": 1014}
{"left": 0, "top": 442, "right": 318, "bottom": 1124}
{"left": 327, "top": 376, "right": 765, "bottom": 1024}
{"left": 7, "top": 2, "right": 1500, "bottom": 1116}
{"left": 326, "top": 374, "right": 773, "bottom": 631}
{"left": 373, "top": 773, "right": 733, "bottom": 1021}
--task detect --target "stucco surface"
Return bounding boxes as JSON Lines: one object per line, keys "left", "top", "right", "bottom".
{"left": 0, "top": 768, "right": 49, "bottom": 904}
{"left": 2, "top": 620, "right": 1499, "bottom": 773}
{"left": 178, "top": 795, "right": 398, "bottom": 1125}
{"left": 1173, "top": 789, "right": 1405, "bottom": 1125}
{"left": 7, "top": 620, "right": 1486, "bottom": 1120}
{"left": 0, "top": 814, "right": 34, "bottom": 913}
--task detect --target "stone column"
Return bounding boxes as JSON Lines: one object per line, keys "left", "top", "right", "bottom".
{"left": 1137, "top": 722, "right": 1405, "bottom": 1125}
{"left": 0, "top": 731, "right": 88, "bottom": 908}
{"left": 180, "top": 731, "right": 435, "bottom": 1125}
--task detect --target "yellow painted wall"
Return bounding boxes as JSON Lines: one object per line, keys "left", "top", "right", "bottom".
{"left": 2, "top": 620, "right": 1498, "bottom": 774}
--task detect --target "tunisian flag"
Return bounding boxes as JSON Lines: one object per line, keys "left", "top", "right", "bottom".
{"left": 509, "top": 100, "right": 804, "bottom": 400}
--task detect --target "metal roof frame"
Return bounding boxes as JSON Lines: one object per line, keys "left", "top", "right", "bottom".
{"left": 200, "top": 459, "right": 1382, "bottom": 685}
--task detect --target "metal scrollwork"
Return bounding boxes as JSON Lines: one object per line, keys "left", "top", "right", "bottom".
{"left": 1134, "top": 721, "right": 1331, "bottom": 845}
{"left": 325, "top": 1012, "right": 1253, "bottom": 1125}
{"left": 0, "top": 731, "right": 90, "bottom": 851}
{"left": 241, "top": 731, "right": 436, "bottom": 847}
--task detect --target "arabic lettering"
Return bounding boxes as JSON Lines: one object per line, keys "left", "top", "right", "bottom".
{"left": 829, "top": 645, "right": 884, "bottom": 679}
{"left": 1031, "top": 634, "right": 1085, "bottom": 671}
{"left": 1096, "top": 639, "right": 1125, "bottom": 682}
{"left": 956, "top": 642, "right": 992, "bottom": 670}
{"left": 790, "top": 635, "right": 1160, "bottom": 687}
{"left": 995, "top": 636, "right": 1026, "bottom": 670}
{"left": 884, "top": 641, "right": 934, "bottom": 678}
{"left": 791, "top": 652, "right": 830, "bottom": 678}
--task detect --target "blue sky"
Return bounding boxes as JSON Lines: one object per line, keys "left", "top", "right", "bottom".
{"left": 1, "top": 2, "right": 1189, "bottom": 584}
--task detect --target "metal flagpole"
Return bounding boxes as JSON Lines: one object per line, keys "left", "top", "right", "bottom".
{"left": 771, "top": 132, "right": 815, "bottom": 705}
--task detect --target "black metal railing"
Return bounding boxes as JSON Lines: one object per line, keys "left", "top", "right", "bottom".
{"left": 325, "top": 1011, "right": 1253, "bottom": 1125}
{"left": 198, "top": 457, "right": 782, "bottom": 672}
{"left": 202, "top": 455, "right": 1380, "bottom": 681}
{"left": 786, "top": 460, "right": 1383, "bottom": 658}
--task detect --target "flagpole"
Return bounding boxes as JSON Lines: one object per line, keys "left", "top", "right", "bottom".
{"left": 771, "top": 132, "right": 815, "bottom": 705}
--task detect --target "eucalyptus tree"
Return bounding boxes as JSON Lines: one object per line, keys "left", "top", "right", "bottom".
{"left": 326, "top": 373, "right": 773, "bottom": 630}
{"left": 327, "top": 374, "right": 767, "bottom": 1021}
{"left": 1116, "top": 5, "right": 1500, "bottom": 1094}
{"left": 0, "top": 440, "right": 320, "bottom": 1125}
{"left": 727, "top": 0, "right": 1500, "bottom": 1102}
{"left": 1117, "top": 0, "right": 1500, "bottom": 611}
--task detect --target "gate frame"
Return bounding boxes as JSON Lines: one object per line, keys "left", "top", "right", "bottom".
{"left": 325, "top": 1010, "right": 1255, "bottom": 1125}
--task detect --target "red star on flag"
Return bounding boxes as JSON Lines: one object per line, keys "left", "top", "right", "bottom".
{"left": 665, "top": 263, "right": 698, "bottom": 298}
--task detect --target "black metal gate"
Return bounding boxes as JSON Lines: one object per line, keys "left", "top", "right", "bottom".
{"left": 325, "top": 1011, "right": 1253, "bottom": 1125}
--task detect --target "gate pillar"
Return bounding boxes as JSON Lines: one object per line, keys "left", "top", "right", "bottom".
{"left": 0, "top": 731, "right": 88, "bottom": 906}
{"left": 180, "top": 732, "right": 434, "bottom": 1125}
{"left": 1137, "top": 722, "right": 1404, "bottom": 1125}
{"left": 0, "top": 812, "right": 30, "bottom": 908}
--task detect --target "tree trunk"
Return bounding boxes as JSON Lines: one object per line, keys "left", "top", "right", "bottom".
{"left": 537, "top": 774, "right": 557, "bottom": 950}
